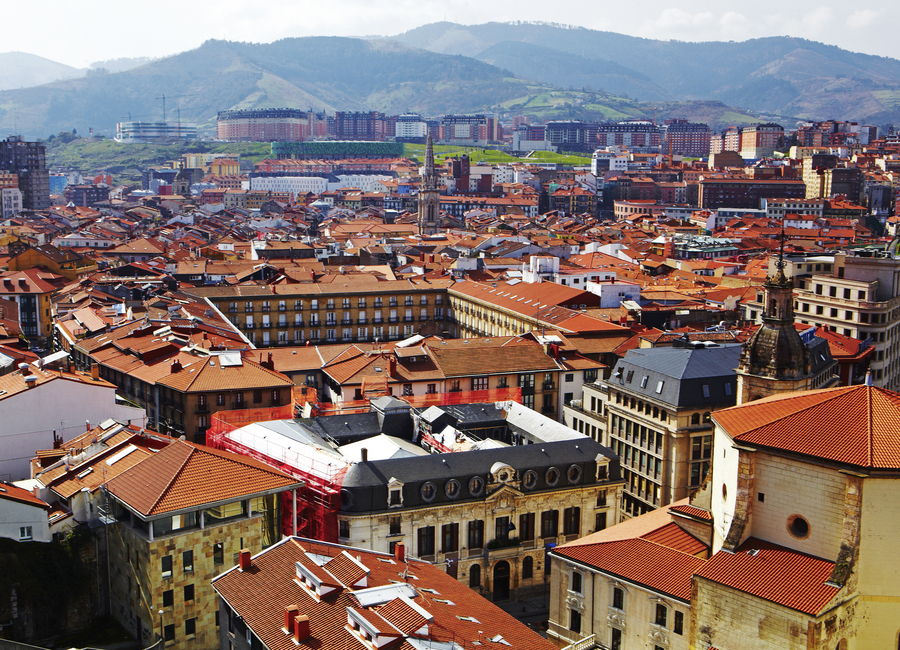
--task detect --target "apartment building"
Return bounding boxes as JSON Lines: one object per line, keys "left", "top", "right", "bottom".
{"left": 793, "top": 251, "right": 900, "bottom": 389}
{"left": 190, "top": 278, "right": 455, "bottom": 347}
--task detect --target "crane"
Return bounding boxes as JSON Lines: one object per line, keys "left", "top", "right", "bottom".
{"left": 155, "top": 93, "right": 196, "bottom": 123}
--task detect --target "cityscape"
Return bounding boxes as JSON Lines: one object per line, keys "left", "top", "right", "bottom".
{"left": 1, "top": 10, "right": 900, "bottom": 650}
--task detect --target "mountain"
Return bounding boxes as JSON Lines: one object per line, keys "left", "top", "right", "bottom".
{"left": 0, "top": 38, "right": 534, "bottom": 139}
{"left": 0, "top": 52, "right": 84, "bottom": 91}
{"left": 389, "top": 22, "right": 900, "bottom": 124}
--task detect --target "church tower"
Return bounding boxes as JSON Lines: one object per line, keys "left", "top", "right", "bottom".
{"left": 736, "top": 234, "right": 811, "bottom": 404}
{"left": 417, "top": 134, "right": 439, "bottom": 236}
{"left": 173, "top": 161, "right": 192, "bottom": 198}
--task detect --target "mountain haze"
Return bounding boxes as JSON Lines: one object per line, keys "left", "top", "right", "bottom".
{"left": 0, "top": 52, "right": 85, "bottom": 91}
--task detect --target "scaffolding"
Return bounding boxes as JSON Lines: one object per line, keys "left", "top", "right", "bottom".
{"left": 207, "top": 385, "right": 523, "bottom": 541}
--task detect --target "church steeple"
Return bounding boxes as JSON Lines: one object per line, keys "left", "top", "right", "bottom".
{"left": 736, "top": 225, "right": 811, "bottom": 404}
{"left": 418, "top": 134, "right": 439, "bottom": 236}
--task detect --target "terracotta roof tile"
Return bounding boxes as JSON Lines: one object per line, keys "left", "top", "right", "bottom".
{"left": 694, "top": 538, "right": 839, "bottom": 615}
{"left": 105, "top": 440, "right": 300, "bottom": 516}
{"left": 670, "top": 504, "right": 713, "bottom": 521}
{"left": 640, "top": 522, "right": 707, "bottom": 556}
{"left": 157, "top": 356, "right": 293, "bottom": 393}
{"left": 0, "top": 482, "right": 50, "bottom": 509}
{"left": 713, "top": 384, "right": 900, "bottom": 469}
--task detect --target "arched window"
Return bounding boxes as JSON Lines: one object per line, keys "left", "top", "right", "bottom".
{"left": 522, "top": 556, "right": 533, "bottom": 580}
{"left": 703, "top": 412, "right": 712, "bottom": 423}
{"left": 691, "top": 413, "right": 700, "bottom": 425}
{"left": 469, "top": 563, "right": 481, "bottom": 588}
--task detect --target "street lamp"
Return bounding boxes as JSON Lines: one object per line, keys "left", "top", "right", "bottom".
{"left": 156, "top": 607, "right": 164, "bottom": 642}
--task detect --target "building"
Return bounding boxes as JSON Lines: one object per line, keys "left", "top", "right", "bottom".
{"left": 63, "top": 184, "right": 110, "bottom": 206}
{"left": 595, "top": 121, "right": 662, "bottom": 152}
{"left": 738, "top": 123, "right": 784, "bottom": 159}
{"left": 0, "top": 362, "right": 145, "bottom": 480}
{"left": 603, "top": 341, "right": 742, "bottom": 517}
{"left": 0, "top": 267, "right": 69, "bottom": 342}
{"left": 737, "top": 251, "right": 839, "bottom": 403}
{"left": 698, "top": 178, "right": 806, "bottom": 210}
{"left": 216, "top": 108, "right": 312, "bottom": 142}
{"left": 662, "top": 119, "right": 712, "bottom": 157}
{"left": 1, "top": 187, "right": 22, "bottom": 218}
{"left": 333, "top": 111, "right": 387, "bottom": 140}
{"left": 0, "top": 136, "right": 50, "bottom": 210}
{"left": 440, "top": 114, "right": 498, "bottom": 145}
{"left": 547, "top": 500, "right": 707, "bottom": 649}
{"left": 212, "top": 536, "right": 559, "bottom": 650}
{"left": 792, "top": 249, "right": 900, "bottom": 390}
{"left": 209, "top": 397, "right": 624, "bottom": 600}
{"left": 0, "top": 481, "right": 51, "bottom": 542}
{"left": 394, "top": 113, "right": 427, "bottom": 142}
{"left": 418, "top": 135, "right": 440, "bottom": 235}
{"left": 115, "top": 122, "right": 198, "bottom": 144}
{"left": 104, "top": 438, "right": 303, "bottom": 649}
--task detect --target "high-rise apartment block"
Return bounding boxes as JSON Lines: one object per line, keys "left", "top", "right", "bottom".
{"left": 0, "top": 136, "right": 49, "bottom": 210}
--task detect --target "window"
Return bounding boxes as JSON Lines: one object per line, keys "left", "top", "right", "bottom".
{"left": 339, "top": 520, "right": 350, "bottom": 539}
{"left": 519, "top": 512, "right": 535, "bottom": 541}
{"left": 611, "top": 628, "right": 622, "bottom": 650}
{"left": 469, "top": 563, "right": 481, "bottom": 588}
{"left": 522, "top": 556, "right": 533, "bottom": 580}
{"left": 571, "top": 571, "right": 583, "bottom": 593}
{"left": 569, "top": 609, "right": 581, "bottom": 634}
{"left": 442, "top": 523, "right": 459, "bottom": 553}
{"left": 655, "top": 603, "right": 667, "bottom": 627}
{"left": 185, "top": 618, "right": 196, "bottom": 637}
{"left": 563, "top": 507, "right": 581, "bottom": 536}
{"left": 213, "top": 542, "right": 224, "bottom": 565}
{"left": 18, "top": 526, "right": 32, "bottom": 541}
{"left": 164, "top": 624, "right": 175, "bottom": 643}
{"left": 418, "top": 526, "right": 435, "bottom": 557}
{"left": 183, "top": 550, "right": 193, "bottom": 573}
{"left": 163, "top": 590, "right": 174, "bottom": 607}
{"left": 595, "top": 512, "right": 607, "bottom": 531}
{"left": 184, "top": 584, "right": 194, "bottom": 602}
{"left": 612, "top": 586, "right": 625, "bottom": 610}
{"left": 540, "top": 510, "right": 558, "bottom": 538}
{"left": 161, "top": 555, "right": 173, "bottom": 578}
{"left": 655, "top": 380, "right": 664, "bottom": 394}
{"left": 495, "top": 516, "right": 511, "bottom": 542}
{"left": 674, "top": 611, "right": 684, "bottom": 635}
{"left": 518, "top": 373, "right": 535, "bottom": 388}
{"left": 497, "top": 376, "right": 508, "bottom": 388}
{"left": 468, "top": 520, "right": 484, "bottom": 549}
{"left": 471, "top": 376, "right": 488, "bottom": 390}
{"left": 389, "top": 488, "right": 402, "bottom": 506}
{"left": 253, "top": 390, "right": 262, "bottom": 404}
{"left": 389, "top": 516, "right": 401, "bottom": 536}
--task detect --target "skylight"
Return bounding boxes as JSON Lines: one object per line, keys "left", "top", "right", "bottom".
{"left": 106, "top": 445, "right": 138, "bottom": 466}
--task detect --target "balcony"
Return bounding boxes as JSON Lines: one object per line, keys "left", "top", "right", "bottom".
{"left": 261, "top": 306, "right": 271, "bottom": 312}
{"left": 261, "top": 322, "right": 271, "bottom": 329}
{"left": 543, "top": 381, "right": 555, "bottom": 390}
{"left": 358, "top": 318, "right": 367, "bottom": 325}
{"left": 466, "top": 547, "right": 484, "bottom": 559}
{"left": 388, "top": 317, "right": 399, "bottom": 323}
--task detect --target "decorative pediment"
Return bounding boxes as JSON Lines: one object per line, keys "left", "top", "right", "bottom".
{"left": 485, "top": 483, "right": 523, "bottom": 501}
{"left": 607, "top": 611, "right": 626, "bottom": 629}
{"left": 565, "top": 593, "right": 584, "bottom": 612}
{"left": 648, "top": 626, "right": 669, "bottom": 646}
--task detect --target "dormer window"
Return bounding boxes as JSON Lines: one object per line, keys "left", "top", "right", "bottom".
{"left": 387, "top": 478, "right": 404, "bottom": 508}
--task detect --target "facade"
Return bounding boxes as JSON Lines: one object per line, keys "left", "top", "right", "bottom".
{"left": 792, "top": 250, "right": 900, "bottom": 390}
{"left": 394, "top": 113, "right": 427, "bottom": 142}
{"left": 440, "top": 114, "right": 498, "bottom": 144}
{"left": 215, "top": 399, "right": 624, "bottom": 601}
{"left": 698, "top": 178, "right": 806, "bottom": 209}
{"left": 0, "top": 482, "right": 50, "bottom": 542}
{"left": 63, "top": 184, "right": 110, "bottom": 206}
{"left": 417, "top": 134, "right": 440, "bottom": 235}
{"left": 661, "top": 119, "right": 712, "bottom": 157}
{"left": 212, "top": 537, "right": 559, "bottom": 650}
{"left": 0, "top": 267, "right": 68, "bottom": 342}
{"left": 216, "top": 108, "right": 312, "bottom": 142}
{"left": 104, "top": 439, "right": 302, "bottom": 649}
{"left": 738, "top": 123, "right": 784, "bottom": 159}
{"left": 1, "top": 187, "right": 22, "bottom": 217}
{"left": 115, "top": 122, "right": 198, "bottom": 144}
{"left": 0, "top": 136, "right": 50, "bottom": 210}
{"left": 604, "top": 342, "right": 741, "bottom": 517}
{"left": 595, "top": 121, "right": 662, "bottom": 151}
{"left": 0, "top": 364, "right": 145, "bottom": 480}
{"left": 333, "top": 111, "right": 387, "bottom": 140}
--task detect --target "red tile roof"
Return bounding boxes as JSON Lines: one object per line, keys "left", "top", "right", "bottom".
{"left": 0, "top": 482, "right": 50, "bottom": 509}
{"left": 556, "top": 537, "right": 704, "bottom": 602}
{"left": 105, "top": 440, "right": 300, "bottom": 516}
{"left": 694, "top": 538, "right": 838, "bottom": 615}
{"left": 213, "top": 538, "right": 557, "bottom": 650}
{"left": 640, "top": 522, "right": 707, "bottom": 556}
{"left": 670, "top": 504, "right": 713, "bottom": 521}
{"left": 713, "top": 384, "right": 900, "bottom": 469}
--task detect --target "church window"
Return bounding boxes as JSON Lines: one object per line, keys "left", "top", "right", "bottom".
{"left": 788, "top": 515, "right": 810, "bottom": 539}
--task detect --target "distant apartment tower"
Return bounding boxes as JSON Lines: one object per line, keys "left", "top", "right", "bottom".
{"left": 216, "top": 108, "right": 318, "bottom": 142}
{"left": 0, "top": 136, "right": 50, "bottom": 210}
{"left": 595, "top": 120, "right": 661, "bottom": 152}
{"left": 544, "top": 121, "right": 598, "bottom": 150}
{"left": 394, "top": 113, "right": 427, "bottom": 143}
{"left": 738, "top": 123, "right": 784, "bottom": 159}
{"left": 662, "top": 119, "right": 711, "bottom": 157}
{"left": 332, "top": 111, "right": 387, "bottom": 140}
{"left": 440, "top": 114, "right": 499, "bottom": 144}
{"left": 115, "top": 121, "right": 198, "bottom": 144}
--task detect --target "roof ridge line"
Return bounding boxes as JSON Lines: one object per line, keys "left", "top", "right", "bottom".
{"left": 148, "top": 441, "right": 195, "bottom": 515}
{"left": 730, "top": 385, "right": 859, "bottom": 437}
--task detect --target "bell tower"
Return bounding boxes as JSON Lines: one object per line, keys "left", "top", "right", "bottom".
{"left": 736, "top": 228, "right": 811, "bottom": 404}
{"left": 418, "top": 134, "right": 439, "bottom": 236}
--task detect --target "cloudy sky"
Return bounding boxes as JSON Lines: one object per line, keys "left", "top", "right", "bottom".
{"left": 11, "top": 0, "right": 897, "bottom": 67}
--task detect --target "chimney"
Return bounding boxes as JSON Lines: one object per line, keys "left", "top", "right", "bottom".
{"left": 85, "top": 420, "right": 91, "bottom": 432}
{"left": 238, "top": 548, "right": 251, "bottom": 571}
{"left": 25, "top": 375, "right": 37, "bottom": 388}
{"left": 388, "top": 356, "right": 396, "bottom": 377}
{"left": 284, "top": 605, "right": 299, "bottom": 635}
{"left": 360, "top": 448, "right": 368, "bottom": 462}
{"left": 91, "top": 363, "right": 99, "bottom": 380}
{"left": 294, "top": 615, "right": 310, "bottom": 643}
{"left": 394, "top": 542, "right": 405, "bottom": 563}
{"left": 171, "top": 359, "right": 182, "bottom": 373}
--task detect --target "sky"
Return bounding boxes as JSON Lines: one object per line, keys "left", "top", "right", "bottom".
{"left": 10, "top": 0, "right": 900, "bottom": 67}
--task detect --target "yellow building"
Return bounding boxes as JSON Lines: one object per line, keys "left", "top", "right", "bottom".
{"left": 104, "top": 438, "right": 302, "bottom": 650}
